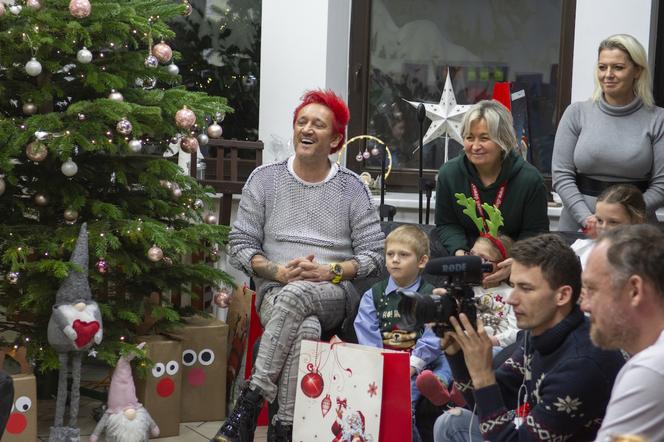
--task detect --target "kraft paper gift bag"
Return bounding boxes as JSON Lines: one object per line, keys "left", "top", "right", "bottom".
{"left": 1, "top": 346, "right": 37, "bottom": 442}
{"left": 293, "top": 340, "right": 386, "bottom": 442}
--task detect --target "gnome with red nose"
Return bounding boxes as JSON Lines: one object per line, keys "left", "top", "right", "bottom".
{"left": 47, "top": 223, "right": 103, "bottom": 441}
{"left": 90, "top": 342, "right": 159, "bottom": 442}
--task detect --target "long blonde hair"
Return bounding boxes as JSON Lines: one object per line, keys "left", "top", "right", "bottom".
{"left": 592, "top": 34, "right": 654, "bottom": 107}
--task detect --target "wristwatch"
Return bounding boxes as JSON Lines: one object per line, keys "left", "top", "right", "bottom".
{"left": 329, "top": 263, "right": 343, "bottom": 284}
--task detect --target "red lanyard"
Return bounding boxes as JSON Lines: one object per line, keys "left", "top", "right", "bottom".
{"left": 470, "top": 181, "right": 507, "bottom": 229}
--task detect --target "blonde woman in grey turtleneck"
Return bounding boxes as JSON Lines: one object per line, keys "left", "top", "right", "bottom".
{"left": 552, "top": 34, "right": 664, "bottom": 231}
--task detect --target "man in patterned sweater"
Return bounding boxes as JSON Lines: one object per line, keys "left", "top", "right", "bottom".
{"left": 212, "top": 90, "right": 385, "bottom": 442}
{"left": 433, "top": 234, "right": 625, "bottom": 441}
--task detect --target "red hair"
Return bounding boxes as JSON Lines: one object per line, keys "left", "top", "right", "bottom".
{"left": 292, "top": 89, "right": 350, "bottom": 154}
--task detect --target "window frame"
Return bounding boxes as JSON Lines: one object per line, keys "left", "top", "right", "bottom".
{"left": 346, "top": 0, "right": 577, "bottom": 194}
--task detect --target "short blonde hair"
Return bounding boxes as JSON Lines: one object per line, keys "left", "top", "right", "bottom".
{"left": 461, "top": 100, "right": 517, "bottom": 157}
{"left": 474, "top": 234, "right": 514, "bottom": 261}
{"left": 385, "top": 225, "right": 430, "bottom": 260}
{"left": 592, "top": 34, "right": 654, "bottom": 107}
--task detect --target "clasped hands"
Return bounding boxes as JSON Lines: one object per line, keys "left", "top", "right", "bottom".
{"left": 279, "top": 254, "right": 334, "bottom": 284}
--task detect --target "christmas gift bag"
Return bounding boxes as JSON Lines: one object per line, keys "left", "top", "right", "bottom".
{"left": 293, "top": 340, "right": 390, "bottom": 442}
{"left": 133, "top": 335, "right": 183, "bottom": 438}
{"left": 167, "top": 315, "right": 228, "bottom": 422}
{"left": 1, "top": 346, "right": 37, "bottom": 442}
{"left": 225, "top": 284, "right": 253, "bottom": 409}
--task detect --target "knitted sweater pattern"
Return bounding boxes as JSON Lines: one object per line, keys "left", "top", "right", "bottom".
{"left": 448, "top": 307, "right": 625, "bottom": 441}
{"left": 228, "top": 159, "right": 385, "bottom": 308}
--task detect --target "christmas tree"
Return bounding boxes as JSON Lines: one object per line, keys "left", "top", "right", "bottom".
{"left": 0, "top": 0, "right": 234, "bottom": 370}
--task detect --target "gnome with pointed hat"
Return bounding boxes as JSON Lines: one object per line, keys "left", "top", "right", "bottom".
{"left": 90, "top": 342, "right": 160, "bottom": 442}
{"left": 47, "top": 223, "right": 103, "bottom": 441}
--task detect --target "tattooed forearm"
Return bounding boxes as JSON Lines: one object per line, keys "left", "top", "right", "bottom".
{"left": 251, "top": 254, "right": 283, "bottom": 282}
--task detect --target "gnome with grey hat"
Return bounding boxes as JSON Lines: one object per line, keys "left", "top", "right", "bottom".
{"left": 47, "top": 223, "right": 103, "bottom": 441}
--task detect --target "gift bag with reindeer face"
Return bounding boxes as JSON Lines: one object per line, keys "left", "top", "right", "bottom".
{"left": 292, "top": 340, "right": 385, "bottom": 442}
{"left": 1, "top": 347, "right": 37, "bottom": 442}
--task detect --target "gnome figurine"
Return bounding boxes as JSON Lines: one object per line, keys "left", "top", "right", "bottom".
{"left": 90, "top": 342, "right": 160, "bottom": 442}
{"left": 47, "top": 223, "right": 103, "bottom": 441}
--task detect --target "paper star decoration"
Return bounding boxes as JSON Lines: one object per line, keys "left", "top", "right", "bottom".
{"left": 88, "top": 348, "right": 98, "bottom": 358}
{"left": 404, "top": 71, "right": 472, "bottom": 161}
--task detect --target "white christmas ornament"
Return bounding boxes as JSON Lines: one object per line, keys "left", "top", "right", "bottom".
{"left": 108, "top": 90, "right": 124, "bottom": 101}
{"left": 9, "top": 4, "right": 22, "bottom": 15}
{"left": 61, "top": 158, "right": 78, "bottom": 177}
{"left": 25, "top": 58, "right": 42, "bottom": 77}
{"left": 77, "top": 47, "right": 93, "bottom": 64}
{"left": 404, "top": 71, "right": 471, "bottom": 162}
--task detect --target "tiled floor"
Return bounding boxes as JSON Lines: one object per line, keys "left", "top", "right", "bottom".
{"left": 36, "top": 397, "right": 268, "bottom": 441}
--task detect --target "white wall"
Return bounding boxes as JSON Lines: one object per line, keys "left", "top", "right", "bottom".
{"left": 258, "top": 0, "right": 351, "bottom": 164}
{"left": 571, "top": 0, "right": 659, "bottom": 103}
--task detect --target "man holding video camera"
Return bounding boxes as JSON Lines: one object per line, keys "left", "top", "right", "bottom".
{"left": 433, "top": 234, "right": 624, "bottom": 442}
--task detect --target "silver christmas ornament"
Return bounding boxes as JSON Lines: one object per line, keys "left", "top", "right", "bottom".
{"left": 362, "top": 150, "right": 371, "bottom": 160}
{"left": 371, "top": 147, "right": 380, "bottom": 156}
{"left": 147, "top": 245, "right": 164, "bottom": 262}
{"left": 135, "top": 77, "right": 157, "bottom": 90}
{"left": 128, "top": 139, "right": 142, "bottom": 153}
{"left": 182, "top": 0, "right": 192, "bottom": 16}
{"left": 193, "top": 198, "right": 204, "bottom": 210}
{"left": 207, "top": 123, "right": 223, "bottom": 139}
{"left": 355, "top": 153, "right": 364, "bottom": 162}
{"left": 76, "top": 47, "right": 93, "bottom": 64}
{"left": 197, "top": 133, "right": 209, "bottom": 146}
{"left": 78, "top": 113, "right": 86, "bottom": 121}
{"left": 22, "top": 102, "right": 38, "bottom": 115}
{"left": 34, "top": 193, "right": 48, "bottom": 206}
{"left": 204, "top": 214, "right": 217, "bottom": 224}
{"left": 116, "top": 118, "right": 132, "bottom": 135}
{"left": 108, "top": 90, "right": 124, "bottom": 101}
{"left": 166, "top": 63, "right": 179, "bottom": 76}
{"left": 214, "top": 112, "right": 225, "bottom": 123}
{"left": 61, "top": 158, "right": 78, "bottom": 177}
{"left": 144, "top": 55, "right": 159, "bottom": 69}
{"left": 159, "top": 180, "right": 174, "bottom": 190}
{"left": 7, "top": 272, "right": 19, "bottom": 285}
{"left": 25, "top": 58, "right": 42, "bottom": 77}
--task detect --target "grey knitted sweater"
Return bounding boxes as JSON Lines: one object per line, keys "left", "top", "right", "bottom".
{"left": 552, "top": 96, "right": 664, "bottom": 230}
{"left": 228, "top": 157, "right": 385, "bottom": 309}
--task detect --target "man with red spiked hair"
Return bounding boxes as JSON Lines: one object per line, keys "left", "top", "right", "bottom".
{"left": 211, "top": 90, "right": 385, "bottom": 442}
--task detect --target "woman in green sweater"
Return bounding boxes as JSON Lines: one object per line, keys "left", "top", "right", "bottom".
{"left": 435, "top": 100, "right": 549, "bottom": 285}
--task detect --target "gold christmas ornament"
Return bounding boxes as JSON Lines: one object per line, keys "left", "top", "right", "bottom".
{"left": 204, "top": 214, "right": 218, "bottom": 224}
{"left": 147, "top": 245, "right": 164, "bottom": 262}
{"left": 26, "top": 141, "right": 48, "bottom": 162}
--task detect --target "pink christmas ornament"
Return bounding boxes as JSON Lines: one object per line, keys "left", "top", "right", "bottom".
{"left": 180, "top": 135, "right": 199, "bottom": 153}
{"left": 152, "top": 42, "right": 173, "bottom": 64}
{"left": 175, "top": 106, "right": 196, "bottom": 129}
{"left": 69, "top": 0, "right": 91, "bottom": 18}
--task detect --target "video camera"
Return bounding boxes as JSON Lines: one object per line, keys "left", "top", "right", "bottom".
{"left": 397, "top": 256, "right": 492, "bottom": 336}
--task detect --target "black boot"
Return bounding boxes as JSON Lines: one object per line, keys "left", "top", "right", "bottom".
{"left": 211, "top": 386, "right": 263, "bottom": 442}
{"left": 267, "top": 420, "right": 292, "bottom": 442}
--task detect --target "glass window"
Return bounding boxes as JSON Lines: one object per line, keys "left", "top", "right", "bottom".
{"left": 170, "top": 0, "right": 261, "bottom": 141}
{"left": 348, "top": 0, "right": 574, "bottom": 192}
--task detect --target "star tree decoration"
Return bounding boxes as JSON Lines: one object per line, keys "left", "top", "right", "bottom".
{"left": 404, "top": 70, "right": 472, "bottom": 162}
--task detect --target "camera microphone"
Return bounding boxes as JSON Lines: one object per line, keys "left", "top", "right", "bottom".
{"left": 425, "top": 256, "right": 493, "bottom": 284}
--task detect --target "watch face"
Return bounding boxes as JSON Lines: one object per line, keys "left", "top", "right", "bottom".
{"left": 332, "top": 263, "right": 342, "bottom": 275}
